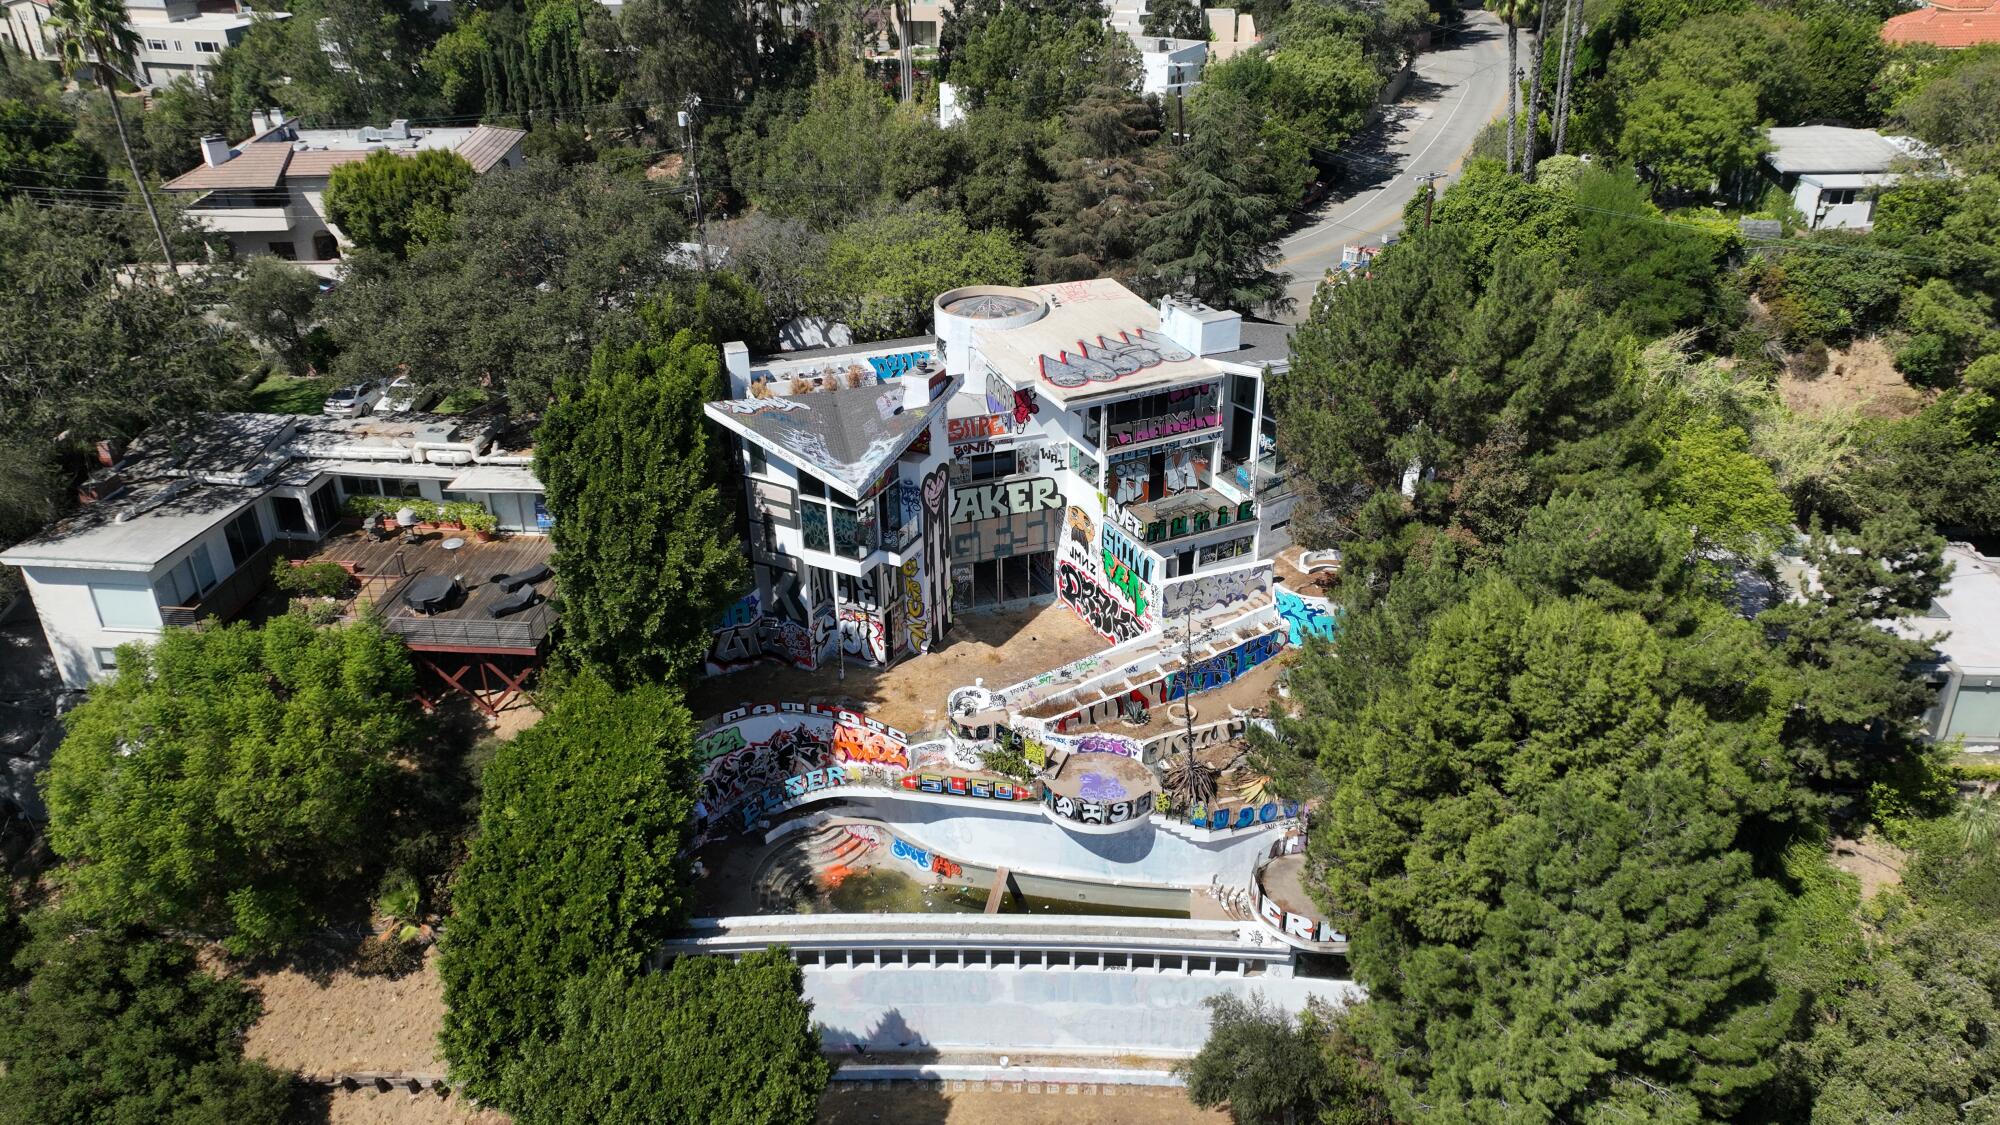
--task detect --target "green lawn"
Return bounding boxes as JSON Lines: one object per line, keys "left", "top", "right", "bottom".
{"left": 246, "top": 372, "right": 335, "bottom": 415}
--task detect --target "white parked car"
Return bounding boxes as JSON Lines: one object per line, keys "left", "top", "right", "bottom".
{"left": 322, "top": 382, "right": 383, "bottom": 418}
{"left": 376, "top": 377, "right": 437, "bottom": 414}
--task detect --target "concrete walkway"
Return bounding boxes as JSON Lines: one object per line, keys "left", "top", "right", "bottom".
{"left": 809, "top": 966, "right": 1360, "bottom": 1057}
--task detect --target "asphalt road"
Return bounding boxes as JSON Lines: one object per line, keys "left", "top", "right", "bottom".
{"left": 1273, "top": 9, "right": 1515, "bottom": 319}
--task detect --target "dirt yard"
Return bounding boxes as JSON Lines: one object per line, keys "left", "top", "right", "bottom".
{"left": 818, "top": 1082, "right": 1229, "bottom": 1124}
{"left": 297, "top": 1090, "right": 509, "bottom": 1125}
{"left": 1829, "top": 833, "right": 1909, "bottom": 901}
{"left": 245, "top": 949, "right": 452, "bottom": 1076}
{"left": 1779, "top": 338, "right": 1931, "bottom": 421}
{"left": 687, "top": 601, "right": 1104, "bottom": 736}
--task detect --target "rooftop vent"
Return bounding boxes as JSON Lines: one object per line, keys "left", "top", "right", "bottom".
{"left": 387, "top": 118, "right": 410, "bottom": 140}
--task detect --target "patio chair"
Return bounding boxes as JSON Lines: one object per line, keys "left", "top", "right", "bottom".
{"left": 489, "top": 563, "right": 552, "bottom": 591}
{"left": 486, "top": 586, "right": 540, "bottom": 618}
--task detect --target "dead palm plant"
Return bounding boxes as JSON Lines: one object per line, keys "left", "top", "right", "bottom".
{"left": 1164, "top": 754, "right": 1220, "bottom": 810}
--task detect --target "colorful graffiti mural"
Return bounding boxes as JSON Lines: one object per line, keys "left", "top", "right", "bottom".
{"left": 1056, "top": 559, "right": 1147, "bottom": 643}
{"left": 947, "top": 413, "right": 1012, "bottom": 442}
{"left": 1166, "top": 631, "right": 1283, "bottom": 700}
{"left": 1158, "top": 561, "right": 1272, "bottom": 620}
{"left": 838, "top": 608, "right": 889, "bottom": 665}
{"left": 891, "top": 837, "right": 964, "bottom": 879}
{"left": 1042, "top": 787, "right": 1154, "bottom": 826}
{"left": 1186, "top": 799, "right": 1298, "bottom": 832}
{"left": 901, "top": 773, "right": 1039, "bottom": 801}
{"left": 833, "top": 721, "right": 909, "bottom": 770}
{"left": 1276, "top": 588, "right": 1339, "bottom": 645}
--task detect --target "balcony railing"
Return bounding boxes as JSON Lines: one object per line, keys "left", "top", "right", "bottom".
{"left": 159, "top": 540, "right": 278, "bottom": 628}
{"left": 1122, "top": 489, "right": 1259, "bottom": 547}
{"left": 1220, "top": 454, "right": 1296, "bottom": 501}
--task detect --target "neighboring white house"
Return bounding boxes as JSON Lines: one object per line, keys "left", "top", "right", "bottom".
{"left": 1, "top": 0, "right": 286, "bottom": 88}
{"left": 1897, "top": 545, "right": 2000, "bottom": 748}
{"left": 698, "top": 278, "right": 1294, "bottom": 674}
{"left": 161, "top": 112, "right": 525, "bottom": 264}
{"left": 1762, "top": 126, "right": 1936, "bottom": 231}
{"left": 0, "top": 411, "right": 546, "bottom": 689}
{"left": 1135, "top": 34, "right": 1207, "bottom": 97}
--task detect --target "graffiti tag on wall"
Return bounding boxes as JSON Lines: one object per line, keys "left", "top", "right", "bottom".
{"left": 1042, "top": 787, "right": 1154, "bottom": 826}
{"left": 1056, "top": 559, "right": 1147, "bottom": 643}
{"left": 952, "top": 477, "right": 1062, "bottom": 525}
{"left": 1158, "top": 561, "right": 1272, "bottom": 620}
{"left": 1257, "top": 889, "right": 1346, "bottom": 945}
{"left": 902, "top": 773, "right": 1038, "bottom": 801}
{"left": 838, "top": 608, "right": 888, "bottom": 665}
{"left": 1166, "top": 631, "right": 1283, "bottom": 700}
{"left": 1037, "top": 329, "right": 1196, "bottom": 389}
{"left": 947, "top": 413, "right": 1012, "bottom": 442}
{"left": 891, "top": 837, "right": 964, "bottom": 879}
{"left": 1276, "top": 588, "right": 1339, "bottom": 645}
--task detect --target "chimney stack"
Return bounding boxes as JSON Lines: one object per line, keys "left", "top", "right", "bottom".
{"left": 250, "top": 108, "right": 270, "bottom": 134}
{"left": 722, "top": 341, "right": 752, "bottom": 398}
{"left": 199, "top": 134, "right": 231, "bottom": 167}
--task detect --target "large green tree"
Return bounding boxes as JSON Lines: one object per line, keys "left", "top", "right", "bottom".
{"left": 817, "top": 208, "right": 1028, "bottom": 339}
{"left": 323, "top": 148, "right": 476, "bottom": 259}
{"left": 0, "top": 917, "right": 292, "bottom": 1124}
{"left": 43, "top": 616, "right": 414, "bottom": 955}
{"left": 506, "top": 954, "right": 832, "bottom": 1125}
{"left": 533, "top": 329, "right": 743, "bottom": 687}
{"left": 325, "top": 158, "right": 692, "bottom": 410}
{"left": 438, "top": 673, "right": 702, "bottom": 1103}
{"left": 1033, "top": 86, "right": 1170, "bottom": 284}
{"left": 1307, "top": 580, "right": 1797, "bottom": 1120}
{"left": 1141, "top": 87, "right": 1293, "bottom": 314}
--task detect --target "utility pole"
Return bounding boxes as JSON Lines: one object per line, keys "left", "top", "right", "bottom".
{"left": 679, "top": 95, "right": 708, "bottom": 271}
{"left": 1418, "top": 171, "right": 1446, "bottom": 229}
{"left": 1177, "top": 598, "right": 1198, "bottom": 763}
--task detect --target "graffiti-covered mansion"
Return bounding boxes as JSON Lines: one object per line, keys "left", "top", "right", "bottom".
{"left": 701, "top": 279, "right": 1293, "bottom": 671}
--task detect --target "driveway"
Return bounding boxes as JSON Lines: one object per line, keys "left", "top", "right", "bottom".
{"left": 1274, "top": 10, "right": 1515, "bottom": 319}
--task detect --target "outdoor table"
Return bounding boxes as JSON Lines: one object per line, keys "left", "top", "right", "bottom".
{"left": 403, "top": 575, "right": 457, "bottom": 615}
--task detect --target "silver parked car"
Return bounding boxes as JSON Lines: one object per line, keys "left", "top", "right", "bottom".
{"left": 323, "top": 382, "right": 383, "bottom": 418}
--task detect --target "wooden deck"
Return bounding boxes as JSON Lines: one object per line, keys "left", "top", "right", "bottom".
{"left": 300, "top": 529, "right": 556, "bottom": 652}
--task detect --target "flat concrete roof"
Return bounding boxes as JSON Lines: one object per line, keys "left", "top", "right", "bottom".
{"left": 1766, "top": 127, "right": 1925, "bottom": 174}
{"left": 0, "top": 479, "right": 257, "bottom": 572}
{"left": 976, "top": 279, "right": 1224, "bottom": 409}
{"left": 1898, "top": 546, "right": 2000, "bottom": 675}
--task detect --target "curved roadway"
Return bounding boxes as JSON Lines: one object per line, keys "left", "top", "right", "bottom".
{"left": 1275, "top": 10, "right": 1515, "bottom": 319}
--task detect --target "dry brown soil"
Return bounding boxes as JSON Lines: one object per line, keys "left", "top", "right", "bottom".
{"left": 1778, "top": 338, "right": 1931, "bottom": 421}
{"left": 245, "top": 949, "right": 451, "bottom": 1077}
{"left": 1829, "top": 833, "right": 1909, "bottom": 901}
{"left": 686, "top": 601, "right": 1104, "bottom": 735}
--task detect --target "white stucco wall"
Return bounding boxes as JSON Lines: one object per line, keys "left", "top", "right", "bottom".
{"left": 19, "top": 565, "right": 162, "bottom": 690}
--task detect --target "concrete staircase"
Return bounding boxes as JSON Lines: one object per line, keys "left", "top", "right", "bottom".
{"left": 754, "top": 825, "right": 879, "bottom": 912}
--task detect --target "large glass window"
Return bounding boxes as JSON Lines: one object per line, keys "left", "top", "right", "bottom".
{"left": 90, "top": 585, "right": 158, "bottom": 629}
{"left": 308, "top": 481, "right": 341, "bottom": 530}
{"left": 224, "top": 508, "right": 266, "bottom": 567}
{"left": 273, "top": 495, "right": 309, "bottom": 534}
{"left": 1947, "top": 683, "right": 2000, "bottom": 742}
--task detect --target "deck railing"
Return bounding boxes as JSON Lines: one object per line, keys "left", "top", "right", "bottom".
{"left": 160, "top": 540, "right": 279, "bottom": 628}
{"left": 377, "top": 601, "right": 553, "bottom": 651}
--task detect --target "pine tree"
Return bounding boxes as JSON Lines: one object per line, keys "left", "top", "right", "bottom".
{"left": 533, "top": 329, "right": 745, "bottom": 689}
{"left": 1140, "top": 88, "right": 1291, "bottom": 313}
{"left": 1033, "top": 85, "right": 1170, "bottom": 284}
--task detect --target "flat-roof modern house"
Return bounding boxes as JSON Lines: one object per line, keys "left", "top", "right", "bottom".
{"left": 162, "top": 113, "right": 525, "bottom": 265}
{"left": 1, "top": 412, "right": 551, "bottom": 711}
{"left": 701, "top": 278, "right": 1293, "bottom": 675}
{"left": 1, "top": 0, "right": 286, "bottom": 88}
{"left": 1762, "top": 126, "right": 1936, "bottom": 231}
{"left": 1902, "top": 545, "right": 2000, "bottom": 748}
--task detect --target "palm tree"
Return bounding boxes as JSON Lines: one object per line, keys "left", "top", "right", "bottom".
{"left": 1522, "top": 0, "right": 1549, "bottom": 180}
{"left": 46, "top": 0, "right": 176, "bottom": 270}
{"left": 1487, "top": 0, "right": 1522, "bottom": 174}
{"left": 1955, "top": 793, "right": 2000, "bottom": 855}
{"left": 1552, "top": 0, "right": 1583, "bottom": 156}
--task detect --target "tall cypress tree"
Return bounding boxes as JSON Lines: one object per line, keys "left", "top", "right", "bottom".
{"left": 1140, "top": 87, "right": 1291, "bottom": 314}
{"left": 533, "top": 330, "right": 744, "bottom": 688}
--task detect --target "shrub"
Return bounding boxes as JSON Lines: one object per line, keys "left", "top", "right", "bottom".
{"left": 272, "top": 558, "right": 353, "bottom": 598}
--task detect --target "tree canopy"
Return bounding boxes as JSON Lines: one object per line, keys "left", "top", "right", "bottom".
{"left": 438, "top": 672, "right": 702, "bottom": 1103}
{"left": 506, "top": 954, "right": 832, "bottom": 1125}
{"left": 43, "top": 615, "right": 414, "bottom": 955}
{"left": 533, "top": 327, "right": 744, "bottom": 688}
{"left": 0, "top": 917, "right": 292, "bottom": 1124}
{"left": 323, "top": 148, "right": 476, "bottom": 258}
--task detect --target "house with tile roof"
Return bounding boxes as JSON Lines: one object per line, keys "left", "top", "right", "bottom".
{"left": 161, "top": 111, "right": 525, "bottom": 266}
{"left": 1881, "top": 0, "right": 2000, "bottom": 48}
